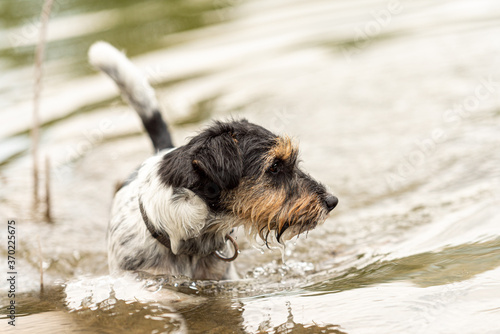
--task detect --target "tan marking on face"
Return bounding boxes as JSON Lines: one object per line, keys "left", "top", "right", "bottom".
{"left": 286, "top": 194, "right": 319, "bottom": 225}
{"left": 223, "top": 178, "right": 325, "bottom": 240}
{"left": 270, "top": 136, "right": 298, "bottom": 162}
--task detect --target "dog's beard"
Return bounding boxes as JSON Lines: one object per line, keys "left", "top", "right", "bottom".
{"left": 238, "top": 214, "right": 326, "bottom": 250}
{"left": 225, "top": 180, "right": 327, "bottom": 240}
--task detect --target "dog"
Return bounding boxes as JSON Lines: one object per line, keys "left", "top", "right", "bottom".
{"left": 88, "top": 42, "right": 338, "bottom": 280}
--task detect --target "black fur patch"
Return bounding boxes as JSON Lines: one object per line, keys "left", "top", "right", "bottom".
{"left": 142, "top": 109, "right": 174, "bottom": 151}
{"left": 120, "top": 253, "right": 146, "bottom": 271}
{"left": 191, "top": 131, "right": 243, "bottom": 190}
{"left": 158, "top": 119, "right": 277, "bottom": 210}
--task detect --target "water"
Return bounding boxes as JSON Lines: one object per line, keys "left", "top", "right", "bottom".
{"left": 1, "top": 0, "right": 500, "bottom": 333}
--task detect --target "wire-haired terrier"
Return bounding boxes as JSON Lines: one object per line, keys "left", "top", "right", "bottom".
{"left": 89, "top": 42, "right": 338, "bottom": 280}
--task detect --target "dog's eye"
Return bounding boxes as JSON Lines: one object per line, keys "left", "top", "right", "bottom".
{"left": 268, "top": 162, "right": 280, "bottom": 174}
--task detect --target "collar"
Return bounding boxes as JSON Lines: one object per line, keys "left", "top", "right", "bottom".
{"left": 138, "top": 199, "right": 238, "bottom": 262}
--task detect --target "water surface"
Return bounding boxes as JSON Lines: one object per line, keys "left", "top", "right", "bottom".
{"left": 1, "top": 0, "right": 500, "bottom": 333}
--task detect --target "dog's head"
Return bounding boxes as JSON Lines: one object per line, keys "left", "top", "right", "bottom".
{"left": 158, "top": 119, "right": 338, "bottom": 244}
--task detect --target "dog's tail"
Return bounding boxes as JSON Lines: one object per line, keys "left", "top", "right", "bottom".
{"left": 88, "top": 41, "right": 173, "bottom": 151}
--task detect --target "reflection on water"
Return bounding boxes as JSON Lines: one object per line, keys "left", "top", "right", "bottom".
{"left": 1, "top": 0, "right": 500, "bottom": 333}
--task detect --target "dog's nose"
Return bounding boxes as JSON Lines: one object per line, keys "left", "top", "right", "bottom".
{"left": 324, "top": 195, "right": 338, "bottom": 212}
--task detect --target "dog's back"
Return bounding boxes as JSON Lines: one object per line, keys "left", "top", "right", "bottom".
{"left": 88, "top": 42, "right": 173, "bottom": 151}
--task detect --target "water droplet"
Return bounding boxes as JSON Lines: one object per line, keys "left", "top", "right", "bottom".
{"left": 280, "top": 243, "right": 287, "bottom": 265}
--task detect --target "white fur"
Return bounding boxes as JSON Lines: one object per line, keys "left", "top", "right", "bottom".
{"left": 137, "top": 154, "right": 209, "bottom": 254}
{"left": 108, "top": 178, "right": 147, "bottom": 273}
{"left": 88, "top": 41, "right": 158, "bottom": 119}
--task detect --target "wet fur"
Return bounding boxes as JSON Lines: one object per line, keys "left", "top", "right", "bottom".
{"left": 89, "top": 42, "right": 337, "bottom": 280}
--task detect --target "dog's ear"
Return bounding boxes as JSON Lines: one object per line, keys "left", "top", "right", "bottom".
{"left": 192, "top": 132, "right": 243, "bottom": 190}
